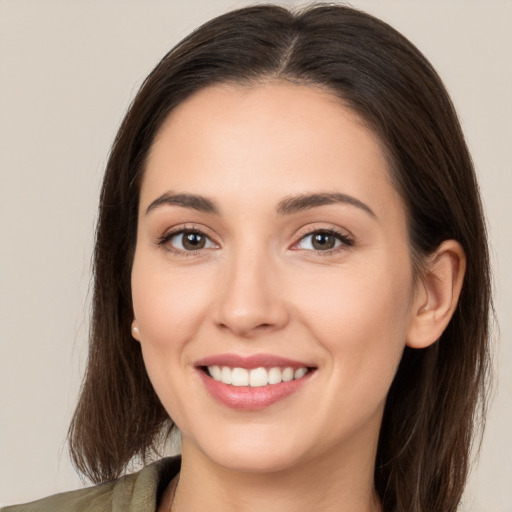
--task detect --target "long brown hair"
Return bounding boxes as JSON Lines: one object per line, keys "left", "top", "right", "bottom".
{"left": 68, "top": 4, "right": 492, "bottom": 511}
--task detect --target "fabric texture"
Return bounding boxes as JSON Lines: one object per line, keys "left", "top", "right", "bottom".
{"left": 1, "top": 457, "right": 181, "bottom": 512}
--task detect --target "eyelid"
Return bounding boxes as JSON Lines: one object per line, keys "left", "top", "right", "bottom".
{"left": 154, "top": 222, "right": 353, "bottom": 256}
{"left": 290, "top": 225, "right": 354, "bottom": 253}
{"left": 156, "top": 224, "right": 220, "bottom": 254}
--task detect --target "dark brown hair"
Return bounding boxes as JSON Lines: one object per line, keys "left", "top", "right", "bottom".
{"left": 68, "top": 4, "right": 492, "bottom": 511}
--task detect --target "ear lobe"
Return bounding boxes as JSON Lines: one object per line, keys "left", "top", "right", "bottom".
{"left": 131, "top": 321, "right": 141, "bottom": 342}
{"left": 406, "top": 240, "right": 466, "bottom": 349}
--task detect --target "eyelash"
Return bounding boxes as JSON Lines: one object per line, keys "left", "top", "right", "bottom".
{"left": 156, "top": 225, "right": 216, "bottom": 257}
{"left": 292, "top": 227, "right": 354, "bottom": 255}
{"left": 157, "top": 225, "right": 354, "bottom": 256}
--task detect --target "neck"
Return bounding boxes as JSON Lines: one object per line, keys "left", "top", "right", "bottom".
{"left": 169, "top": 437, "right": 382, "bottom": 512}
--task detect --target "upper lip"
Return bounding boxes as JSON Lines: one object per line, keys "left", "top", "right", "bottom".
{"left": 194, "top": 353, "right": 315, "bottom": 370}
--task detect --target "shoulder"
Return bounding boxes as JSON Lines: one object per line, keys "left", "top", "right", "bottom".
{"left": 1, "top": 457, "right": 181, "bottom": 512}
{"left": 1, "top": 480, "right": 117, "bottom": 512}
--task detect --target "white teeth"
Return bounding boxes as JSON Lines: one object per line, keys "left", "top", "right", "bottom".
{"left": 220, "top": 366, "right": 232, "bottom": 385}
{"left": 210, "top": 365, "right": 221, "bottom": 381}
{"left": 207, "top": 365, "right": 309, "bottom": 386}
{"left": 282, "top": 367, "right": 294, "bottom": 382}
{"left": 249, "top": 367, "right": 268, "bottom": 387}
{"left": 231, "top": 367, "right": 249, "bottom": 386}
{"left": 268, "top": 367, "right": 282, "bottom": 385}
{"left": 294, "top": 367, "right": 307, "bottom": 379}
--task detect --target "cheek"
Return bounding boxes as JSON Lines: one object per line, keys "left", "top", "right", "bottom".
{"left": 298, "top": 259, "right": 411, "bottom": 327}
{"left": 293, "top": 257, "right": 414, "bottom": 384}
{"left": 131, "top": 255, "right": 214, "bottom": 348}
{"left": 130, "top": 254, "right": 217, "bottom": 422}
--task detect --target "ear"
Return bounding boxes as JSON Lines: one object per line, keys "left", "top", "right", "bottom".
{"left": 406, "top": 240, "right": 466, "bottom": 349}
{"left": 131, "top": 320, "right": 141, "bottom": 342}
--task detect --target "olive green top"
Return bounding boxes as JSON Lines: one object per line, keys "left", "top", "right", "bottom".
{"left": 1, "top": 457, "right": 180, "bottom": 512}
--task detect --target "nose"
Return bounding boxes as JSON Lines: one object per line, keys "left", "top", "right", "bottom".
{"left": 213, "top": 246, "right": 289, "bottom": 337}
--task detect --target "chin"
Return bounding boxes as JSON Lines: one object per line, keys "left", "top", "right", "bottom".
{"left": 209, "top": 445, "right": 306, "bottom": 474}
{"left": 183, "top": 425, "right": 314, "bottom": 475}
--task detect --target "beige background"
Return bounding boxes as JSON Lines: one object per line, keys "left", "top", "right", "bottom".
{"left": 0, "top": 0, "right": 510, "bottom": 509}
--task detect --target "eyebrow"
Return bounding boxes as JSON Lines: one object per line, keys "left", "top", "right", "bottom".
{"left": 145, "top": 191, "right": 376, "bottom": 219}
{"left": 276, "top": 192, "right": 376, "bottom": 218}
{"left": 146, "top": 192, "right": 220, "bottom": 215}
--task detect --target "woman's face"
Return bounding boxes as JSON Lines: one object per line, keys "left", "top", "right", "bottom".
{"left": 131, "top": 82, "right": 420, "bottom": 473}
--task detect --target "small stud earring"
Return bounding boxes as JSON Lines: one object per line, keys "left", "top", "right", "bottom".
{"left": 131, "top": 325, "right": 139, "bottom": 336}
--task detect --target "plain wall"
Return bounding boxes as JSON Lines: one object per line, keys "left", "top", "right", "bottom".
{"left": 0, "top": 0, "right": 511, "bottom": 509}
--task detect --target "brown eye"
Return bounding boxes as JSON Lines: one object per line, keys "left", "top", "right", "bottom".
{"left": 168, "top": 230, "right": 215, "bottom": 251}
{"left": 182, "top": 232, "right": 206, "bottom": 250}
{"left": 295, "top": 230, "right": 352, "bottom": 252}
{"left": 311, "top": 233, "right": 337, "bottom": 250}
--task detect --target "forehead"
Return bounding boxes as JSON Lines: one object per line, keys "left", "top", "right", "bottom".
{"left": 141, "top": 81, "right": 403, "bottom": 224}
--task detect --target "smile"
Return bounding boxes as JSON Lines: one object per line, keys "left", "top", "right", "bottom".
{"left": 195, "top": 354, "right": 316, "bottom": 410}
{"left": 206, "top": 365, "right": 308, "bottom": 387}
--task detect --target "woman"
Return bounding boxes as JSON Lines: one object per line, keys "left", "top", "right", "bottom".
{"left": 2, "top": 4, "right": 491, "bottom": 512}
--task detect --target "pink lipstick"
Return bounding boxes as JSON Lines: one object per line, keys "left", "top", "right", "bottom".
{"left": 195, "top": 353, "right": 315, "bottom": 410}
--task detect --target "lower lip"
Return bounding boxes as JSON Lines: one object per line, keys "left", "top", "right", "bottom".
{"left": 197, "top": 370, "right": 313, "bottom": 410}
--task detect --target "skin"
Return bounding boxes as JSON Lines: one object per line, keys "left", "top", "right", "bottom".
{"left": 131, "top": 82, "right": 465, "bottom": 512}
